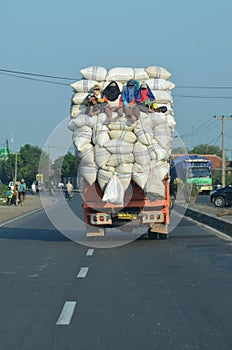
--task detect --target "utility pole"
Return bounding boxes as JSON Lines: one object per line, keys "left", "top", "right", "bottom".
{"left": 14, "top": 152, "right": 20, "bottom": 184}
{"left": 214, "top": 115, "right": 232, "bottom": 187}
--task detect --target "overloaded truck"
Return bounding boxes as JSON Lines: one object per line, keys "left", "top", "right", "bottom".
{"left": 170, "top": 154, "right": 213, "bottom": 194}
{"left": 68, "top": 65, "right": 176, "bottom": 239}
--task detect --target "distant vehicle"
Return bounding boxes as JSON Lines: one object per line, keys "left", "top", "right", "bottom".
{"left": 210, "top": 183, "right": 232, "bottom": 207}
{"left": 170, "top": 155, "right": 213, "bottom": 194}
{"left": 35, "top": 174, "right": 45, "bottom": 192}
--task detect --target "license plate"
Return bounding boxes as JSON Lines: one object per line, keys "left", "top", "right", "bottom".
{"left": 118, "top": 213, "right": 137, "bottom": 220}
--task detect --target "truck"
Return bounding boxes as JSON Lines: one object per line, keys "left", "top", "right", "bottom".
{"left": 69, "top": 64, "right": 175, "bottom": 240}
{"left": 170, "top": 155, "right": 213, "bottom": 194}
{"left": 83, "top": 177, "right": 171, "bottom": 239}
{"left": 35, "top": 173, "right": 45, "bottom": 192}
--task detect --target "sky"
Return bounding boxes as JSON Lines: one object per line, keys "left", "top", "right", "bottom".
{"left": 1, "top": 0, "right": 232, "bottom": 160}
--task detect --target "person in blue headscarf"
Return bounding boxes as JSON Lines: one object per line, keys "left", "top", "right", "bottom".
{"left": 121, "top": 79, "right": 140, "bottom": 122}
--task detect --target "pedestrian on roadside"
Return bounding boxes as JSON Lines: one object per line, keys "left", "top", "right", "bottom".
{"left": 31, "top": 182, "right": 36, "bottom": 195}
{"left": 18, "top": 179, "right": 27, "bottom": 205}
{"left": 13, "top": 183, "right": 19, "bottom": 205}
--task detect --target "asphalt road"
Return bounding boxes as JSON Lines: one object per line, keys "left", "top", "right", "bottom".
{"left": 1, "top": 193, "right": 232, "bottom": 350}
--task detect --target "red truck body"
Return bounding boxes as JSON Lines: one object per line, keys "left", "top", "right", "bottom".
{"left": 83, "top": 179, "right": 170, "bottom": 238}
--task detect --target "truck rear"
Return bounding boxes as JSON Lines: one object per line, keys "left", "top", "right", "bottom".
{"left": 83, "top": 178, "right": 170, "bottom": 239}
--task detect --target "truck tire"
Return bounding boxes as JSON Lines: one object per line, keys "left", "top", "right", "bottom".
{"left": 214, "top": 196, "right": 225, "bottom": 208}
{"left": 148, "top": 229, "right": 159, "bottom": 240}
{"left": 159, "top": 233, "right": 168, "bottom": 240}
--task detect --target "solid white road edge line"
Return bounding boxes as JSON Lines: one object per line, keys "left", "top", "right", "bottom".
{"left": 77, "top": 267, "right": 89, "bottom": 278}
{"left": 86, "top": 249, "right": 94, "bottom": 256}
{"left": 56, "top": 301, "right": 77, "bottom": 326}
{"left": 183, "top": 215, "right": 232, "bottom": 241}
{"left": 0, "top": 198, "right": 58, "bottom": 227}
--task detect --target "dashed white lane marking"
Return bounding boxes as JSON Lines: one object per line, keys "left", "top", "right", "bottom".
{"left": 56, "top": 301, "right": 76, "bottom": 325}
{"left": 86, "top": 249, "right": 94, "bottom": 256}
{"left": 77, "top": 267, "right": 89, "bottom": 278}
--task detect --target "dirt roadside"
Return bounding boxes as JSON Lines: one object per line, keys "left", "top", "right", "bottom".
{"left": 0, "top": 194, "right": 55, "bottom": 224}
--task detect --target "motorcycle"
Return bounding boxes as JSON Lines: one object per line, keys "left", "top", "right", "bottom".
{"left": 67, "top": 191, "right": 73, "bottom": 201}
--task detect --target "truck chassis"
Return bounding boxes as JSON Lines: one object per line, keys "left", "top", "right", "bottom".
{"left": 83, "top": 180, "right": 170, "bottom": 239}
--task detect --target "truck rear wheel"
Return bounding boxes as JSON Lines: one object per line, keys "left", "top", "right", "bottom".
{"left": 159, "top": 233, "right": 168, "bottom": 240}
{"left": 148, "top": 229, "right": 159, "bottom": 240}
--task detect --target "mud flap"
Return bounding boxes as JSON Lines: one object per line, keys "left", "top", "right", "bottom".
{"left": 149, "top": 223, "right": 168, "bottom": 234}
{"left": 86, "top": 225, "right": 106, "bottom": 237}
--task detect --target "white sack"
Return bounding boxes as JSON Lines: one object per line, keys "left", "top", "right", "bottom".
{"left": 109, "top": 130, "right": 137, "bottom": 143}
{"left": 116, "top": 163, "right": 133, "bottom": 174}
{"left": 145, "top": 78, "right": 175, "bottom": 91}
{"left": 72, "top": 126, "right": 92, "bottom": 152}
{"left": 133, "top": 68, "right": 149, "bottom": 80}
{"left": 68, "top": 115, "right": 98, "bottom": 130}
{"left": 145, "top": 66, "right": 172, "bottom": 80}
{"left": 101, "top": 165, "right": 116, "bottom": 173}
{"left": 104, "top": 139, "right": 134, "bottom": 154}
{"left": 166, "top": 114, "right": 176, "bottom": 129}
{"left": 144, "top": 160, "right": 169, "bottom": 198}
{"left": 149, "top": 112, "right": 167, "bottom": 128}
{"left": 106, "top": 67, "right": 134, "bottom": 82}
{"left": 151, "top": 90, "right": 173, "bottom": 104}
{"left": 94, "top": 145, "right": 111, "bottom": 168}
{"left": 72, "top": 92, "right": 89, "bottom": 105}
{"left": 70, "top": 79, "right": 98, "bottom": 93}
{"left": 106, "top": 153, "right": 134, "bottom": 167}
{"left": 153, "top": 124, "right": 173, "bottom": 149}
{"left": 147, "top": 139, "right": 169, "bottom": 161}
{"left": 108, "top": 121, "right": 135, "bottom": 131}
{"left": 70, "top": 104, "right": 86, "bottom": 118}
{"left": 134, "top": 123, "right": 153, "bottom": 145}
{"left": 78, "top": 145, "right": 95, "bottom": 166}
{"left": 117, "top": 172, "right": 132, "bottom": 191}
{"left": 132, "top": 163, "right": 149, "bottom": 189}
{"left": 79, "top": 165, "right": 97, "bottom": 186}
{"left": 92, "top": 124, "right": 110, "bottom": 147}
{"left": 98, "top": 169, "right": 114, "bottom": 190}
{"left": 102, "top": 174, "right": 124, "bottom": 206}
{"left": 133, "top": 142, "right": 150, "bottom": 167}
{"left": 80, "top": 66, "right": 107, "bottom": 81}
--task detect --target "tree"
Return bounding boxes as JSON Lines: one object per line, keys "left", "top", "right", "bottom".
{"left": 189, "top": 144, "right": 223, "bottom": 158}
{"left": 53, "top": 152, "right": 79, "bottom": 182}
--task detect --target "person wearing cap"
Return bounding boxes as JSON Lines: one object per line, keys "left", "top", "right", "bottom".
{"left": 151, "top": 104, "right": 168, "bottom": 113}
{"left": 102, "top": 81, "right": 124, "bottom": 123}
{"left": 85, "top": 94, "right": 103, "bottom": 117}
{"left": 92, "top": 84, "right": 104, "bottom": 103}
{"left": 121, "top": 79, "right": 140, "bottom": 122}
{"left": 136, "top": 81, "right": 155, "bottom": 112}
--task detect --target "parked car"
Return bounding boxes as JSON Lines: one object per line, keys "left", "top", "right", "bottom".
{"left": 210, "top": 183, "right": 232, "bottom": 207}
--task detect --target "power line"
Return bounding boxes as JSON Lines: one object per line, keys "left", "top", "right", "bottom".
{"left": 176, "top": 85, "right": 232, "bottom": 89}
{"left": 173, "top": 94, "right": 232, "bottom": 99}
{"left": 0, "top": 72, "right": 70, "bottom": 86}
{"left": 0, "top": 68, "right": 75, "bottom": 81}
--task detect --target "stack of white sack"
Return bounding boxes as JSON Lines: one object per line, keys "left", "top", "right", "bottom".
{"left": 68, "top": 66, "right": 176, "bottom": 203}
{"left": 70, "top": 66, "right": 175, "bottom": 118}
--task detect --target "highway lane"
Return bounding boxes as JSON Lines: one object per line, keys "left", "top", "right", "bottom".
{"left": 1, "top": 194, "right": 232, "bottom": 349}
